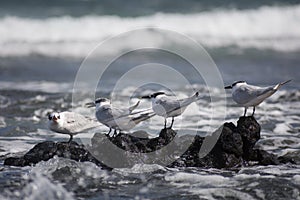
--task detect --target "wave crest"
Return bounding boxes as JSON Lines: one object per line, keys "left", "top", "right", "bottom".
{"left": 0, "top": 5, "right": 300, "bottom": 57}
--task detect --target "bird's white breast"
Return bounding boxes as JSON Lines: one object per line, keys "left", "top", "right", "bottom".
{"left": 151, "top": 98, "right": 168, "bottom": 117}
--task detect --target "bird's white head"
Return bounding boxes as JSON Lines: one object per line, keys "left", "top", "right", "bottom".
{"left": 95, "top": 98, "right": 110, "bottom": 109}
{"left": 225, "top": 81, "right": 246, "bottom": 90}
{"left": 86, "top": 98, "right": 110, "bottom": 110}
{"left": 48, "top": 112, "right": 61, "bottom": 123}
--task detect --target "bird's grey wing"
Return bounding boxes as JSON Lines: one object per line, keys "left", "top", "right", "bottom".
{"left": 156, "top": 98, "right": 180, "bottom": 113}
{"left": 115, "top": 103, "right": 152, "bottom": 117}
{"left": 64, "top": 112, "right": 84, "bottom": 124}
{"left": 99, "top": 106, "right": 137, "bottom": 127}
{"left": 97, "top": 106, "right": 116, "bottom": 122}
{"left": 178, "top": 95, "right": 197, "bottom": 107}
{"left": 165, "top": 99, "right": 191, "bottom": 115}
{"left": 131, "top": 111, "right": 156, "bottom": 125}
{"left": 111, "top": 106, "right": 129, "bottom": 118}
{"left": 115, "top": 100, "right": 141, "bottom": 115}
{"left": 251, "top": 86, "right": 274, "bottom": 97}
{"left": 110, "top": 104, "right": 133, "bottom": 116}
{"left": 64, "top": 112, "right": 97, "bottom": 132}
{"left": 234, "top": 85, "right": 274, "bottom": 104}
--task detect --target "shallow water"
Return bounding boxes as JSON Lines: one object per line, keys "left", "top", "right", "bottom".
{"left": 1, "top": 1, "right": 300, "bottom": 199}
{"left": 0, "top": 53, "right": 299, "bottom": 199}
{"left": 1, "top": 158, "right": 300, "bottom": 199}
{"left": 0, "top": 84, "right": 300, "bottom": 199}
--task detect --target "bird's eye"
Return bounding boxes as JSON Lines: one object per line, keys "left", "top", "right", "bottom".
{"left": 57, "top": 115, "right": 60, "bottom": 119}
{"left": 48, "top": 115, "right": 52, "bottom": 120}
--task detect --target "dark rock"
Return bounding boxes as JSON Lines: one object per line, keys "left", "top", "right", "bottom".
{"left": 278, "top": 155, "right": 297, "bottom": 165}
{"left": 4, "top": 141, "right": 110, "bottom": 169}
{"left": 4, "top": 116, "right": 293, "bottom": 169}
{"left": 219, "top": 123, "right": 243, "bottom": 156}
{"left": 159, "top": 128, "right": 177, "bottom": 143}
{"left": 237, "top": 116, "right": 260, "bottom": 160}
{"left": 24, "top": 141, "right": 57, "bottom": 164}
{"left": 169, "top": 116, "right": 292, "bottom": 168}
{"left": 245, "top": 149, "right": 280, "bottom": 165}
{"left": 4, "top": 157, "right": 27, "bottom": 167}
{"left": 130, "top": 131, "right": 150, "bottom": 138}
{"left": 256, "top": 150, "right": 280, "bottom": 165}
{"left": 100, "top": 128, "right": 178, "bottom": 153}
{"left": 52, "top": 166, "right": 73, "bottom": 181}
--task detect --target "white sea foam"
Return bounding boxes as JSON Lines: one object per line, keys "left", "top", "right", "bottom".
{"left": 0, "top": 95, "right": 11, "bottom": 108}
{"left": 0, "top": 81, "right": 72, "bottom": 93}
{"left": 293, "top": 175, "right": 300, "bottom": 185}
{"left": 164, "top": 170, "right": 261, "bottom": 200}
{"left": 21, "top": 173, "right": 75, "bottom": 200}
{"left": 29, "top": 156, "right": 107, "bottom": 179}
{"left": 0, "top": 5, "right": 300, "bottom": 57}
{"left": 165, "top": 172, "right": 234, "bottom": 186}
{"left": 273, "top": 123, "right": 292, "bottom": 134}
{"left": 0, "top": 138, "right": 36, "bottom": 156}
{"left": 114, "top": 164, "right": 166, "bottom": 175}
{"left": 0, "top": 116, "right": 6, "bottom": 128}
{"left": 188, "top": 188, "right": 257, "bottom": 200}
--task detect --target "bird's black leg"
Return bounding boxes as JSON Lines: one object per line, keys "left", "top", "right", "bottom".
{"left": 67, "top": 135, "right": 73, "bottom": 143}
{"left": 243, "top": 107, "right": 248, "bottom": 117}
{"left": 106, "top": 128, "right": 112, "bottom": 136}
{"left": 164, "top": 119, "right": 167, "bottom": 129}
{"left": 252, "top": 107, "right": 255, "bottom": 116}
{"left": 113, "top": 129, "right": 117, "bottom": 137}
{"left": 169, "top": 117, "right": 174, "bottom": 129}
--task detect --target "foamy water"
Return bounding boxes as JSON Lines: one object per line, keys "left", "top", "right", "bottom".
{"left": 1, "top": 2, "right": 300, "bottom": 198}
{"left": 0, "top": 82, "right": 299, "bottom": 199}
{"left": 2, "top": 156, "right": 300, "bottom": 199}
{"left": 1, "top": 5, "right": 300, "bottom": 57}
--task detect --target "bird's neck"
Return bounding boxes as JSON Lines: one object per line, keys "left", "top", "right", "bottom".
{"left": 232, "top": 83, "right": 246, "bottom": 93}
{"left": 96, "top": 101, "right": 110, "bottom": 110}
{"left": 151, "top": 97, "right": 158, "bottom": 104}
{"left": 51, "top": 119, "right": 63, "bottom": 128}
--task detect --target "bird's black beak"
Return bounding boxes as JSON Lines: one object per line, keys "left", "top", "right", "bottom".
{"left": 140, "top": 95, "right": 151, "bottom": 99}
{"left": 224, "top": 85, "right": 232, "bottom": 89}
{"left": 85, "top": 102, "right": 95, "bottom": 108}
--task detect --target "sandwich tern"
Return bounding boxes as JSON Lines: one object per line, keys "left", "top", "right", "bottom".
{"left": 48, "top": 111, "right": 99, "bottom": 143}
{"left": 141, "top": 91, "right": 199, "bottom": 129}
{"left": 225, "top": 80, "right": 291, "bottom": 116}
{"left": 86, "top": 98, "right": 155, "bottom": 136}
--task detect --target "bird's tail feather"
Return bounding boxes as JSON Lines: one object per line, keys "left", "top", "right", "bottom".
{"left": 125, "top": 107, "right": 152, "bottom": 116}
{"left": 181, "top": 91, "right": 200, "bottom": 106}
{"left": 132, "top": 112, "right": 156, "bottom": 124}
{"left": 128, "top": 100, "right": 140, "bottom": 113}
{"left": 274, "top": 79, "right": 292, "bottom": 90}
{"left": 193, "top": 91, "right": 199, "bottom": 98}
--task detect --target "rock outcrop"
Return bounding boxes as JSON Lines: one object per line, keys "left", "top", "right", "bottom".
{"left": 4, "top": 141, "right": 110, "bottom": 169}
{"left": 4, "top": 116, "right": 295, "bottom": 168}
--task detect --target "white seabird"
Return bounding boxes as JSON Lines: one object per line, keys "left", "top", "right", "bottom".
{"left": 48, "top": 111, "right": 99, "bottom": 143}
{"left": 141, "top": 91, "right": 199, "bottom": 129}
{"left": 225, "top": 80, "right": 291, "bottom": 116}
{"left": 86, "top": 98, "right": 155, "bottom": 136}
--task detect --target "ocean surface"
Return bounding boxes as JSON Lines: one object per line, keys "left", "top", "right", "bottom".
{"left": 0, "top": 0, "right": 300, "bottom": 199}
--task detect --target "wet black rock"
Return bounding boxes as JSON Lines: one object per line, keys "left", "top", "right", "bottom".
{"left": 237, "top": 116, "right": 261, "bottom": 160}
{"left": 172, "top": 116, "right": 294, "bottom": 168}
{"left": 4, "top": 116, "right": 295, "bottom": 168}
{"left": 4, "top": 141, "right": 110, "bottom": 169}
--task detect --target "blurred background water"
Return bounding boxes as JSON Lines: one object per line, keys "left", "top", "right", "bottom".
{"left": 0, "top": 0, "right": 300, "bottom": 199}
